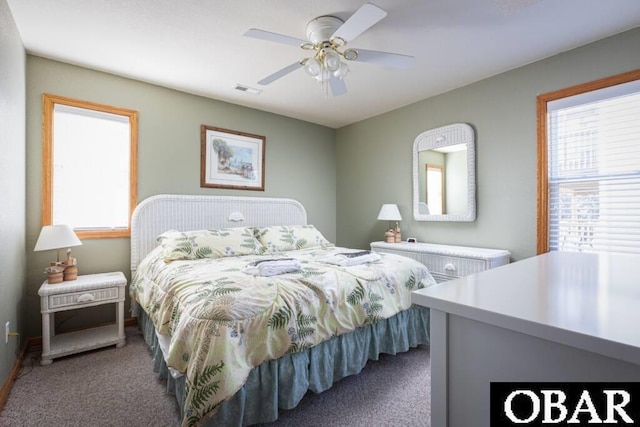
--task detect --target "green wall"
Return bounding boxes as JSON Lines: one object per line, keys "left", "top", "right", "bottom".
{"left": 0, "top": 0, "right": 26, "bottom": 390}
{"left": 24, "top": 57, "right": 336, "bottom": 338}
{"left": 336, "top": 27, "right": 640, "bottom": 261}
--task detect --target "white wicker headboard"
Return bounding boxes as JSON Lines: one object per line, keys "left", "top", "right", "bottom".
{"left": 131, "top": 194, "right": 307, "bottom": 271}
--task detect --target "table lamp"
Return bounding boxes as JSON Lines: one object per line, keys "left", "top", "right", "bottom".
{"left": 34, "top": 224, "right": 82, "bottom": 283}
{"left": 377, "top": 204, "right": 402, "bottom": 243}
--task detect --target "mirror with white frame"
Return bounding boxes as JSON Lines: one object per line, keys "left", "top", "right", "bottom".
{"left": 412, "top": 123, "right": 476, "bottom": 222}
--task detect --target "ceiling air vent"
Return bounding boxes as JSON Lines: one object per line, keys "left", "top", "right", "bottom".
{"left": 234, "top": 84, "right": 262, "bottom": 95}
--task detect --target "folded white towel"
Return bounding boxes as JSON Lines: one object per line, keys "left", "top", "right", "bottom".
{"left": 243, "top": 258, "right": 302, "bottom": 277}
{"left": 318, "top": 251, "right": 381, "bottom": 266}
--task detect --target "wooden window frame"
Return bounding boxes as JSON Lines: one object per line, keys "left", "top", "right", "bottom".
{"left": 536, "top": 69, "right": 640, "bottom": 254}
{"left": 42, "top": 93, "right": 138, "bottom": 239}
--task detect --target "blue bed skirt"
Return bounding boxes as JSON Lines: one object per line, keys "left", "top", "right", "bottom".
{"left": 138, "top": 305, "right": 430, "bottom": 426}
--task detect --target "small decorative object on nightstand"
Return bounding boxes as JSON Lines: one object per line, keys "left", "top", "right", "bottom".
{"left": 34, "top": 224, "right": 82, "bottom": 283}
{"left": 394, "top": 223, "right": 402, "bottom": 242}
{"left": 38, "top": 271, "right": 127, "bottom": 365}
{"left": 44, "top": 265, "right": 65, "bottom": 284}
{"left": 63, "top": 248, "right": 78, "bottom": 280}
{"left": 384, "top": 229, "right": 395, "bottom": 243}
{"left": 377, "top": 204, "right": 402, "bottom": 243}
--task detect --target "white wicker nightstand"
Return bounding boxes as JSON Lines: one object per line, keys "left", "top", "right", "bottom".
{"left": 38, "top": 271, "right": 127, "bottom": 365}
{"left": 371, "top": 241, "right": 510, "bottom": 283}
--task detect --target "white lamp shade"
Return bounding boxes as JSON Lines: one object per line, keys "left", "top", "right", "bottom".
{"left": 34, "top": 224, "right": 82, "bottom": 252}
{"left": 377, "top": 204, "right": 402, "bottom": 221}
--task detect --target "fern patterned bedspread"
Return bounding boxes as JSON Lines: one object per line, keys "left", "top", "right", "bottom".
{"left": 131, "top": 246, "right": 436, "bottom": 426}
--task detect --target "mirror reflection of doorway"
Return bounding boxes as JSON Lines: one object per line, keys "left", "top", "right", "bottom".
{"left": 425, "top": 163, "right": 444, "bottom": 215}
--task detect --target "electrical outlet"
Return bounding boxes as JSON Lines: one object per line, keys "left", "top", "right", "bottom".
{"left": 5, "top": 321, "right": 9, "bottom": 344}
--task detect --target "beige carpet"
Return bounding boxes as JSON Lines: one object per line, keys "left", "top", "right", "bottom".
{"left": 0, "top": 327, "right": 431, "bottom": 426}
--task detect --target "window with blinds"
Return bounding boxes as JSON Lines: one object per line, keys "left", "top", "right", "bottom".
{"left": 42, "top": 94, "right": 138, "bottom": 239}
{"left": 544, "top": 77, "right": 640, "bottom": 254}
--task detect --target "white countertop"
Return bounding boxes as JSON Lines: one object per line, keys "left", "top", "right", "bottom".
{"left": 412, "top": 251, "right": 640, "bottom": 366}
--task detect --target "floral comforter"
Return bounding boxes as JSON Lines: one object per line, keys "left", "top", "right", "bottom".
{"left": 130, "top": 246, "right": 435, "bottom": 426}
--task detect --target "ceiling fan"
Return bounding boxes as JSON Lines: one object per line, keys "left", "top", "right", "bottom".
{"left": 244, "top": 3, "right": 414, "bottom": 97}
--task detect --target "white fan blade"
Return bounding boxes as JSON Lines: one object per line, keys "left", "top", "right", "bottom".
{"left": 244, "top": 29, "right": 306, "bottom": 47}
{"left": 331, "top": 3, "right": 387, "bottom": 43}
{"left": 354, "top": 49, "right": 415, "bottom": 69}
{"left": 329, "top": 77, "right": 347, "bottom": 97}
{"left": 257, "top": 61, "right": 303, "bottom": 85}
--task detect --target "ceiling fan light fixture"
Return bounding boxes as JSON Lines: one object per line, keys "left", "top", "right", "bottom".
{"left": 334, "top": 61, "right": 350, "bottom": 80}
{"left": 303, "top": 57, "right": 322, "bottom": 77}
{"left": 323, "top": 49, "right": 341, "bottom": 72}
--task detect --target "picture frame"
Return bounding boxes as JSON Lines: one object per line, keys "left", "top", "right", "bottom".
{"left": 200, "top": 125, "right": 265, "bottom": 191}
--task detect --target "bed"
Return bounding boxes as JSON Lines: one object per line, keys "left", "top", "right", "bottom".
{"left": 130, "top": 194, "right": 435, "bottom": 426}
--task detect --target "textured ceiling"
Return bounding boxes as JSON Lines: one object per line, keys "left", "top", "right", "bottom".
{"left": 7, "top": 0, "right": 640, "bottom": 128}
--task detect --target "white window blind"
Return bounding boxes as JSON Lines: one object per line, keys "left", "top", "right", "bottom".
{"left": 547, "top": 80, "right": 640, "bottom": 254}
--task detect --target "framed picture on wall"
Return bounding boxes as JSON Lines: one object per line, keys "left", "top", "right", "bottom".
{"left": 200, "top": 125, "right": 265, "bottom": 191}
